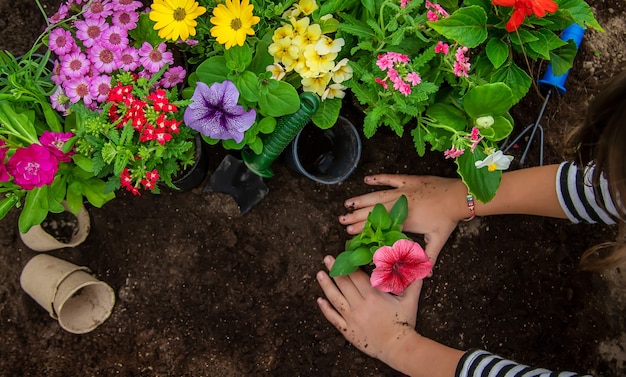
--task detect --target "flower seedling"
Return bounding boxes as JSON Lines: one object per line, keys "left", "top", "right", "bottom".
{"left": 330, "top": 195, "right": 433, "bottom": 294}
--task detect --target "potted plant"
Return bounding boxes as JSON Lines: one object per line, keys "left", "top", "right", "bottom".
{"left": 46, "top": 0, "right": 208, "bottom": 195}
{"left": 330, "top": 0, "right": 602, "bottom": 203}
{"left": 0, "top": 30, "right": 114, "bottom": 237}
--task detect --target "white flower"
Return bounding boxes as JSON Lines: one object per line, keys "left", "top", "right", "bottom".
{"left": 475, "top": 115, "right": 494, "bottom": 128}
{"left": 475, "top": 150, "right": 514, "bottom": 172}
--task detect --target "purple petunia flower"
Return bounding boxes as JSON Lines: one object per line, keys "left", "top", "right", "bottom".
{"left": 89, "top": 43, "right": 119, "bottom": 73}
{"left": 75, "top": 17, "right": 108, "bottom": 48}
{"left": 60, "top": 51, "right": 91, "bottom": 79}
{"left": 49, "top": 28, "right": 76, "bottom": 55}
{"left": 184, "top": 81, "right": 256, "bottom": 144}
{"left": 160, "top": 66, "right": 186, "bottom": 88}
{"left": 6, "top": 144, "right": 59, "bottom": 190}
{"left": 138, "top": 42, "right": 173, "bottom": 73}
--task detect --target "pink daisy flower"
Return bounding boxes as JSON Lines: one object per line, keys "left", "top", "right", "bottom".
{"left": 138, "top": 42, "right": 174, "bottom": 73}
{"left": 160, "top": 66, "right": 186, "bottom": 88}
{"left": 116, "top": 46, "right": 140, "bottom": 71}
{"left": 100, "top": 25, "right": 129, "bottom": 51}
{"left": 83, "top": 0, "right": 114, "bottom": 19}
{"left": 65, "top": 76, "right": 93, "bottom": 104}
{"left": 48, "top": 3, "right": 70, "bottom": 25}
{"left": 49, "top": 28, "right": 76, "bottom": 56}
{"left": 110, "top": 0, "right": 142, "bottom": 11}
{"left": 89, "top": 75, "right": 112, "bottom": 103}
{"left": 51, "top": 60, "right": 65, "bottom": 85}
{"left": 111, "top": 9, "right": 139, "bottom": 30}
{"left": 89, "top": 43, "right": 119, "bottom": 73}
{"left": 75, "top": 17, "right": 108, "bottom": 48}
{"left": 50, "top": 86, "right": 70, "bottom": 115}
{"left": 60, "top": 51, "right": 91, "bottom": 79}
{"left": 370, "top": 239, "right": 433, "bottom": 295}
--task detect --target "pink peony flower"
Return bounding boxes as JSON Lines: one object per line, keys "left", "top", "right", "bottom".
{"left": 370, "top": 239, "right": 433, "bottom": 295}
{"left": 6, "top": 144, "right": 59, "bottom": 190}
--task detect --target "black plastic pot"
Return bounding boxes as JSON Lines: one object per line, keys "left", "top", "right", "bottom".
{"left": 173, "top": 134, "right": 209, "bottom": 191}
{"left": 284, "top": 116, "right": 361, "bottom": 184}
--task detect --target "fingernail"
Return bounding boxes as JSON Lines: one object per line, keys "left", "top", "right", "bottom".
{"left": 339, "top": 216, "right": 346, "bottom": 223}
{"left": 364, "top": 176, "right": 372, "bottom": 182}
{"left": 324, "top": 255, "right": 332, "bottom": 264}
{"left": 346, "top": 225, "right": 353, "bottom": 233}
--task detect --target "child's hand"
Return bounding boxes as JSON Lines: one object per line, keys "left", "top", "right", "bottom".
{"left": 339, "top": 174, "right": 469, "bottom": 265}
{"left": 316, "top": 255, "right": 423, "bottom": 368}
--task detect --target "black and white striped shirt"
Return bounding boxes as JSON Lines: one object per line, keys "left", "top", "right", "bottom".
{"left": 456, "top": 349, "right": 593, "bottom": 377}
{"left": 556, "top": 161, "right": 620, "bottom": 224}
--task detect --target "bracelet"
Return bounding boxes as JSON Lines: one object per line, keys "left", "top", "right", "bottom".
{"left": 462, "top": 194, "right": 475, "bottom": 222}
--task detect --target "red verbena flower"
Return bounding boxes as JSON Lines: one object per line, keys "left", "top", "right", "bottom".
{"left": 370, "top": 239, "right": 433, "bottom": 295}
{"left": 492, "top": 0, "right": 558, "bottom": 32}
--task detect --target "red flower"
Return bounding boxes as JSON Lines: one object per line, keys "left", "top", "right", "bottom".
{"left": 492, "top": 0, "right": 558, "bottom": 32}
{"left": 370, "top": 239, "right": 433, "bottom": 295}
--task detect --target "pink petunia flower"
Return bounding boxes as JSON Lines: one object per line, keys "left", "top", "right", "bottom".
{"left": 75, "top": 17, "right": 108, "bottom": 48}
{"left": 49, "top": 28, "right": 76, "bottom": 55}
{"left": 370, "top": 239, "right": 433, "bottom": 295}
{"left": 138, "top": 42, "right": 174, "bottom": 73}
{"left": 60, "top": 51, "right": 91, "bottom": 79}
{"left": 6, "top": 144, "right": 59, "bottom": 190}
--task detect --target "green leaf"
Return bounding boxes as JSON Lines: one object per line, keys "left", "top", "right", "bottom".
{"left": 558, "top": 0, "right": 604, "bottom": 31}
{"left": 485, "top": 38, "right": 509, "bottom": 69}
{"left": 224, "top": 44, "right": 253, "bottom": 72}
{"left": 547, "top": 40, "right": 578, "bottom": 77}
{"left": 194, "top": 56, "right": 230, "bottom": 85}
{"left": 348, "top": 246, "right": 373, "bottom": 266}
{"left": 235, "top": 71, "right": 260, "bottom": 102}
{"left": 463, "top": 83, "right": 514, "bottom": 118}
{"left": 389, "top": 195, "right": 408, "bottom": 227}
{"left": 311, "top": 98, "right": 341, "bottom": 129}
{"left": 368, "top": 203, "right": 392, "bottom": 230}
{"left": 427, "top": 6, "right": 488, "bottom": 48}
{"left": 490, "top": 63, "right": 532, "bottom": 106}
{"left": 383, "top": 231, "right": 410, "bottom": 245}
{"left": 257, "top": 81, "right": 300, "bottom": 117}
{"left": 0, "top": 195, "right": 20, "bottom": 220}
{"left": 19, "top": 187, "right": 49, "bottom": 234}
{"left": 426, "top": 103, "right": 467, "bottom": 131}
{"left": 489, "top": 115, "right": 513, "bottom": 141}
{"left": 456, "top": 149, "right": 502, "bottom": 203}
{"left": 329, "top": 251, "right": 359, "bottom": 277}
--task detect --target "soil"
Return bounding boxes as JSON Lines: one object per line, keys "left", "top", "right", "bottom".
{"left": 1, "top": 0, "right": 626, "bottom": 376}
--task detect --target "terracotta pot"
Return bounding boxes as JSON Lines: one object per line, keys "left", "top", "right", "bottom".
{"left": 19, "top": 202, "right": 90, "bottom": 252}
{"left": 20, "top": 254, "right": 115, "bottom": 334}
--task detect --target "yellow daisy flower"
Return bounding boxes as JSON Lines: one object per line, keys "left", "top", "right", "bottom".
{"left": 149, "top": 0, "right": 206, "bottom": 41}
{"left": 210, "top": 0, "right": 261, "bottom": 49}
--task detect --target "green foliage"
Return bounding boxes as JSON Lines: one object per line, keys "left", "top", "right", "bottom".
{"left": 330, "top": 195, "right": 412, "bottom": 277}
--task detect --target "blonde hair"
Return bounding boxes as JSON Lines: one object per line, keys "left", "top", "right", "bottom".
{"left": 563, "top": 69, "right": 626, "bottom": 271}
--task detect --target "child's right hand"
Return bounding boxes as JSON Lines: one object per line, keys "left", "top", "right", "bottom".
{"left": 338, "top": 174, "right": 470, "bottom": 266}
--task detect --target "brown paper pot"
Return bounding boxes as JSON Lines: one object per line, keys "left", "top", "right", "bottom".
{"left": 20, "top": 254, "right": 115, "bottom": 334}
{"left": 19, "top": 203, "right": 91, "bottom": 252}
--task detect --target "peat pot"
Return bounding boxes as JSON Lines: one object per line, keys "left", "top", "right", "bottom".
{"left": 20, "top": 254, "right": 115, "bottom": 334}
{"left": 284, "top": 116, "right": 362, "bottom": 184}
{"left": 19, "top": 202, "right": 90, "bottom": 252}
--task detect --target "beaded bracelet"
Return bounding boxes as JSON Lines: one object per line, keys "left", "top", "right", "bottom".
{"left": 462, "top": 194, "right": 475, "bottom": 222}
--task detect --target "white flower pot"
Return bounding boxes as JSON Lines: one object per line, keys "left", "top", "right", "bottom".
{"left": 20, "top": 254, "right": 115, "bottom": 334}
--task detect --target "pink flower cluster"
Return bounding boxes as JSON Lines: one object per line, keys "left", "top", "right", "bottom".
{"left": 466, "top": 126, "right": 484, "bottom": 152}
{"left": 370, "top": 239, "right": 433, "bottom": 295}
{"left": 375, "top": 52, "right": 422, "bottom": 96}
{"left": 426, "top": 0, "right": 450, "bottom": 21}
{"left": 453, "top": 46, "right": 471, "bottom": 77}
{"left": 106, "top": 80, "right": 182, "bottom": 195}
{"left": 0, "top": 132, "right": 75, "bottom": 190}
{"left": 400, "top": 0, "right": 412, "bottom": 7}
{"left": 48, "top": 0, "right": 185, "bottom": 113}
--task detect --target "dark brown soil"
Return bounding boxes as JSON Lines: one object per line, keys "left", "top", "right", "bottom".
{"left": 1, "top": 1, "right": 625, "bottom": 376}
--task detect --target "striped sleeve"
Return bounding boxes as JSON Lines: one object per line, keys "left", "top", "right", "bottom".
{"left": 556, "top": 161, "right": 620, "bottom": 224}
{"left": 455, "top": 349, "right": 593, "bottom": 377}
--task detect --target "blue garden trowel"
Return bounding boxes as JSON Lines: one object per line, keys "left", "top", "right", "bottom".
{"left": 501, "top": 23, "right": 586, "bottom": 166}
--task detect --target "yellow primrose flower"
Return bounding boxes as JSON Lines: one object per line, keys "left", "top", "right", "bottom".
{"left": 272, "top": 24, "right": 294, "bottom": 43}
{"left": 303, "top": 44, "right": 337, "bottom": 73}
{"left": 297, "top": 0, "right": 319, "bottom": 15}
{"left": 210, "top": 0, "right": 261, "bottom": 49}
{"left": 315, "top": 36, "right": 345, "bottom": 54}
{"left": 331, "top": 58, "right": 353, "bottom": 83}
{"left": 293, "top": 25, "right": 322, "bottom": 49}
{"left": 268, "top": 38, "right": 298, "bottom": 67}
{"left": 302, "top": 72, "right": 332, "bottom": 97}
{"left": 149, "top": 0, "right": 207, "bottom": 41}
{"left": 322, "top": 83, "right": 347, "bottom": 101}
{"left": 282, "top": 7, "right": 301, "bottom": 19}
{"left": 289, "top": 54, "right": 307, "bottom": 74}
{"left": 266, "top": 63, "right": 286, "bottom": 80}
{"left": 291, "top": 17, "right": 311, "bottom": 35}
